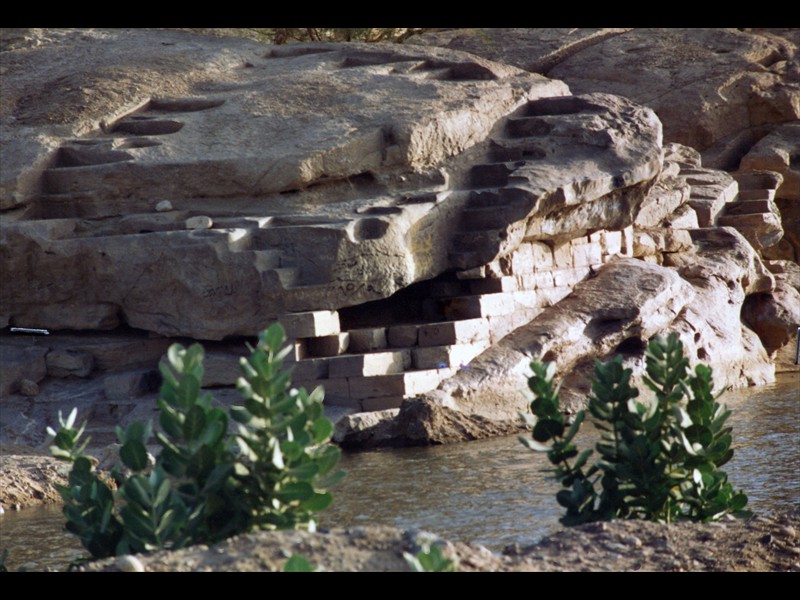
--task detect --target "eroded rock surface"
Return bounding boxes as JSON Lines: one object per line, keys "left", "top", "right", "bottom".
{"left": 414, "top": 28, "right": 800, "bottom": 171}
{"left": 1, "top": 28, "right": 797, "bottom": 453}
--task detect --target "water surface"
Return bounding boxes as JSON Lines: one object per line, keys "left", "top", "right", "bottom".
{"left": 1, "top": 372, "right": 797, "bottom": 571}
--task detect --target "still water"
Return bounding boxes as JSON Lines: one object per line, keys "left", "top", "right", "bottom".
{"left": 1, "top": 372, "right": 797, "bottom": 571}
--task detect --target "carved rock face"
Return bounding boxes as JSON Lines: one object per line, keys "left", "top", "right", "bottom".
{"left": 1, "top": 30, "right": 664, "bottom": 340}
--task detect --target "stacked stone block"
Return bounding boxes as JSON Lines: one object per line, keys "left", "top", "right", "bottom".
{"left": 251, "top": 226, "right": 638, "bottom": 413}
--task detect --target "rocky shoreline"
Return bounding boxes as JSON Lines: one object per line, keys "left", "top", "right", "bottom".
{"left": 2, "top": 443, "right": 798, "bottom": 572}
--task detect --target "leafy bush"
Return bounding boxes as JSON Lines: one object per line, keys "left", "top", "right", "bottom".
{"left": 238, "top": 28, "right": 430, "bottom": 45}
{"left": 519, "top": 332, "right": 749, "bottom": 525}
{"left": 403, "top": 533, "right": 458, "bottom": 572}
{"left": 48, "top": 324, "right": 343, "bottom": 560}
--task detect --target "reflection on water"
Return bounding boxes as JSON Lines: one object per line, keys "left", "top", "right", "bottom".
{"left": 1, "top": 372, "right": 797, "bottom": 571}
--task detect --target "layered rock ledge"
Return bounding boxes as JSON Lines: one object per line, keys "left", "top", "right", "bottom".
{"left": 1, "top": 28, "right": 798, "bottom": 452}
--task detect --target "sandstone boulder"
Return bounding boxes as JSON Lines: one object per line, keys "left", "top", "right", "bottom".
{"left": 664, "top": 227, "right": 776, "bottom": 388}
{"left": 416, "top": 257, "right": 695, "bottom": 424}
{"left": 416, "top": 28, "right": 800, "bottom": 170}
{"left": 739, "top": 121, "right": 800, "bottom": 201}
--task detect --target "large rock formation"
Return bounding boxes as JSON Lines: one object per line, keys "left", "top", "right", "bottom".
{"left": 413, "top": 28, "right": 800, "bottom": 171}
{"left": 1, "top": 28, "right": 796, "bottom": 450}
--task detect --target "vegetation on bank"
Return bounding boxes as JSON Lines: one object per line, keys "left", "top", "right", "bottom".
{"left": 31, "top": 327, "right": 751, "bottom": 571}
{"left": 46, "top": 324, "right": 343, "bottom": 560}
{"left": 520, "top": 333, "right": 750, "bottom": 525}
{"left": 211, "top": 28, "right": 432, "bottom": 45}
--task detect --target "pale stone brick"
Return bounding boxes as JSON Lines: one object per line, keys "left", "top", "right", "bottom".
{"left": 290, "top": 358, "right": 329, "bottom": 381}
{"left": 281, "top": 339, "right": 308, "bottom": 363}
{"left": 510, "top": 243, "right": 534, "bottom": 275}
{"left": 307, "top": 333, "right": 350, "bottom": 357}
{"left": 537, "top": 286, "right": 573, "bottom": 307}
{"left": 521, "top": 270, "right": 555, "bottom": 290}
{"left": 531, "top": 241, "right": 553, "bottom": 270}
{"left": 487, "top": 308, "right": 542, "bottom": 343}
{"left": 348, "top": 328, "right": 388, "bottom": 352}
{"left": 413, "top": 341, "right": 490, "bottom": 370}
{"left": 601, "top": 230, "right": 622, "bottom": 257}
{"left": 570, "top": 235, "right": 590, "bottom": 246}
{"left": 306, "top": 378, "right": 357, "bottom": 408}
{"left": 443, "top": 293, "right": 515, "bottom": 320}
{"left": 633, "top": 232, "right": 658, "bottom": 257}
{"left": 349, "top": 369, "right": 442, "bottom": 399}
{"left": 572, "top": 241, "right": 602, "bottom": 267}
{"left": 469, "top": 276, "right": 519, "bottom": 294}
{"left": 418, "top": 318, "right": 490, "bottom": 347}
{"left": 512, "top": 290, "right": 539, "bottom": 310}
{"left": 328, "top": 350, "right": 411, "bottom": 378}
{"left": 387, "top": 324, "right": 420, "bottom": 348}
{"left": 552, "top": 266, "right": 591, "bottom": 288}
{"left": 279, "top": 310, "right": 340, "bottom": 339}
{"left": 552, "top": 242, "right": 572, "bottom": 268}
{"left": 622, "top": 225, "right": 634, "bottom": 256}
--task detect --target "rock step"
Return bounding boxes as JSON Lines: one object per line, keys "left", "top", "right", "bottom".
{"left": 487, "top": 138, "right": 549, "bottom": 162}
{"left": 469, "top": 163, "right": 512, "bottom": 188}
{"left": 505, "top": 115, "right": 556, "bottom": 139}
{"left": 679, "top": 167, "right": 738, "bottom": 228}
{"left": 37, "top": 191, "right": 138, "bottom": 219}
{"left": 731, "top": 170, "right": 784, "bottom": 192}
{"left": 262, "top": 266, "right": 301, "bottom": 289}
{"left": 451, "top": 229, "right": 511, "bottom": 253}
{"left": 722, "top": 199, "right": 776, "bottom": 216}
{"left": 459, "top": 201, "right": 535, "bottom": 231}
{"left": 464, "top": 186, "right": 533, "bottom": 209}
{"left": 737, "top": 189, "right": 774, "bottom": 202}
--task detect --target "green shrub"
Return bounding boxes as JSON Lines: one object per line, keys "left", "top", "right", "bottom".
{"left": 48, "top": 323, "right": 344, "bottom": 560}
{"left": 519, "top": 332, "right": 749, "bottom": 525}
{"left": 403, "top": 533, "right": 458, "bottom": 572}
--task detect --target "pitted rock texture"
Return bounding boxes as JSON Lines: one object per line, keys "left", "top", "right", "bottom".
{"left": 1, "top": 28, "right": 796, "bottom": 453}
{"left": 2, "top": 29, "right": 665, "bottom": 341}
{"left": 414, "top": 28, "right": 800, "bottom": 171}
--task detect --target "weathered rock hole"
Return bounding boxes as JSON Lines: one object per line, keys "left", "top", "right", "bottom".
{"left": 757, "top": 50, "right": 783, "bottom": 68}
{"left": 523, "top": 148, "right": 547, "bottom": 159}
{"left": 697, "top": 347, "right": 709, "bottom": 360}
{"left": 444, "top": 62, "right": 497, "bottom": 81}
{"left": 542, "top": 351, "right": 557, "bottom": 362}
{"left": 339, "top": 278, "right": 436, "bottom": 330}
{"left": 470, "top": 163, "right": 511, "bottom": 187}
{"left": 352, "top": 217, "right": 390, "bottom": 241}
{"left": 586, "top": 317, "right": 626, "bottom": 338}
{"left": 398, "top": 192, "right": 439, "bottom": 206}
{"left": 265, "top": 46, "right": 337, "bottom": 59}
{"left": 341, "top": 52, "right": 410, "bottom": 68}
{"left": 615, "top": 337, "right": 646, "bottom": 355}
{"left": 113, "top": 118, "right": 184, "bottom": 136}
{"left": 56, "top": 146, "right": 134, "bottom": 167}
{"left": 117, "top": 138, "right": 162, "bottom": 149}
{"left": 356, "top": 206, "right": 402, "bottom": 216}
{"left": 525, "top": 96, "right": 600, "bottom": 117}
{"left": 506, "top": 117, "right": 554, "bottom": 137}
{"left": 149, "top": 97, "right": 225, "bottom": 112}
{"left": 270, "top": 216, "right": 345, "bottom": 226}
